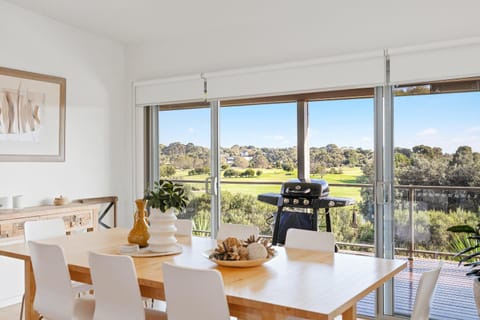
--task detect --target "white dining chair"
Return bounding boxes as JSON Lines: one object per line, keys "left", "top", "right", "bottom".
{"left": 28, "top": 241, "right": 95, "bottom": 320}
{"left": 284, "top": 229, "right": 336, "bottom": 320}
{"left": 24, "top": 218, "right": 66, "bottom": 241}
{"left": 20, "top": 218, "right": 92, "bottom": 320}
{"left": 411, "top": 262, "right": 443, "bottom": 320}
{"left": 216, "top": 223, "right": 259, "bottom": 241}
{"left": 285, "top": 228, "right": 335, "bottom": 252}
{"left": 162, "top": 262, "right": 231, "bottom": 320}
{"left": 88, "top": 251, "right": 167, "bottom": 320}
{"left": 175, "top": 219, "right": 193, "bottom": 236}
{"left": 145, "top": 219, "right": 193, "bottom": 313}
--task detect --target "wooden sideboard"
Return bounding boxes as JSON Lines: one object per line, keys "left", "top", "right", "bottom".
{"left": 0, "top": 202, "right": 105, "bottom": 307}
{"left": 0, "top": 203, "right": 99, "bottom": 243}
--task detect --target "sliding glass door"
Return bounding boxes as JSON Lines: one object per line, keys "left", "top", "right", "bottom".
{"left": 219, "top": 102, "right": 297, "bottom": 236}
{"left": 310, "top": 97, "right": 376, "bottom": 316}
{"left": 157, "top": 105, "right": 214, "bottom": 236}
{"left": 392, "top": 87, "right": 480, "bottom": 319}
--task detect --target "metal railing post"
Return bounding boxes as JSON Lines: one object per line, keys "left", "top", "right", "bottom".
{"left": 408, "top": 188, "right": 415, "bottom": 261}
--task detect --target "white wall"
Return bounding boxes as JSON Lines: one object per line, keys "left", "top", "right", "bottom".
{"left": 0, "top": 0, "right": 131, "bottom": 306}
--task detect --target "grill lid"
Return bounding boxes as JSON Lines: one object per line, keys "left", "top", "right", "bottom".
{"left": 280, "top": 179, "right": 329, "bottom": 198}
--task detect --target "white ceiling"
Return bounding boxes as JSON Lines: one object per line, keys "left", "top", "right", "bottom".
{"left": 6, "top": 0, "right": 480, "bottom": 79}
{"left": 5, "top": 0, "right": 480, "bottom": 49}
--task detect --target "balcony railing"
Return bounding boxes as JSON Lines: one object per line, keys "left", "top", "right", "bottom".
{"left": 173, "top": 178, "right": 480, "bottom": 259}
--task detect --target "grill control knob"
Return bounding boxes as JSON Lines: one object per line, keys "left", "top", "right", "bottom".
{"left": 295, "top": 185, "right": 301, "bottom": 190}
{"left": 303, "top": 199, "right": 310, "bottom": 206}
{"left": 283, "top": 198, "right": 290, "bottom": 204}
{"left": 328, "top": 201, "right": 335, "bottom": 207}
{"left": 293, "top": 199, "right": 299, "bottom": 205}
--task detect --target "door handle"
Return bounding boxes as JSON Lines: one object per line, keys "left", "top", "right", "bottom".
{"left": 205, "top": 177, "right": 211, "bottom": 194}
{"left": 213, "top": 176, "right": 218, "bottom": 196}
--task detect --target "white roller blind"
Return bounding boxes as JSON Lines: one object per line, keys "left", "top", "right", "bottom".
{"left": 390, "top": 38, "right": 480, "bottom": 85}
{"left": 206, "top": 52, "right": 384, "bottom": 100}
{"left": 134, "top": 51, "right": 384, "bottom": 106}
{"left": 134, "top": 75, "right": 204, "bottom": 106}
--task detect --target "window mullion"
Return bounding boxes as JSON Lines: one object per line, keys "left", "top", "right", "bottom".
{"left": 297, "top": 100, "right": 309, "bottom": 180}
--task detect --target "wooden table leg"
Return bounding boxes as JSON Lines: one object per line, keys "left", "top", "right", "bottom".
{"left": 24, "top": 259, "right": 39, "bottom": 320}
{"left": 341, "top": 304, "right": 357, "bottom": 320}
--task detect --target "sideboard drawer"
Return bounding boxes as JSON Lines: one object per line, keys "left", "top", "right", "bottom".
{"left": 0, "top": 204, "right": 98, "bottom": 243}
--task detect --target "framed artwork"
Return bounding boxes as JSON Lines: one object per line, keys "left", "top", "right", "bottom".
{"left": 0, "top": 67, "right": 66, "bottom": 162}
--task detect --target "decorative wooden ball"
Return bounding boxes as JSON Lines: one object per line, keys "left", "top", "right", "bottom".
{"left": 53, "top": 196, "right": 69, "bottom": 206}
{"left": 247, "top": 242, "right": 268, "bottom": 260}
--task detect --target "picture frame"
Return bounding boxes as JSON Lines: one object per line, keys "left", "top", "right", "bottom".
{"left": 0, "top": 67, "right": 66, "bottom": 162}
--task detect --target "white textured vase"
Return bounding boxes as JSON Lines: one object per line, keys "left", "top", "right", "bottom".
{"left": 474, "top": 278, "right": 480, "bottom": 316}
{"left": 148, "top": 208, "right": 178, "bottom": 252}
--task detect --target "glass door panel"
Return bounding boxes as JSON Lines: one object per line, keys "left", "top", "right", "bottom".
{"left": 393, "top": 90, "right": 480, "bottom": 319}
{"left": 158, "top": 107, "right": 212, "bottom": 236}
{"left": 309, "top": 98, "right": 375, "bottom": 317}
{"left": 220, "top": 103, "right": 297, "bottom": 237}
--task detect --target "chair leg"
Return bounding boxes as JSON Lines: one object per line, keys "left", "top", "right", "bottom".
{"left": 19, "top": 294, "right": 25, "bottom": 320}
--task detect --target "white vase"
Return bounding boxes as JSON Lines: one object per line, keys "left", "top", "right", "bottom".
{"left": 474, "top": 278, "right": 480, "bottom": 316}
{"left": 148, "top": 208, "right": 178, "bottom": 252}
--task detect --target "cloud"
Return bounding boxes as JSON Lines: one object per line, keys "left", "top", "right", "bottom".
{"left": 464, "top": 126, "right": 480, "bottom": 133}
{"left": 263, "top": 134, "right": 291, "bottom": 147}
{"left": 264, "top": 135, "right": 286, "bottom": 141}
{"left": 416, "top": 128, "right": 438, "bottom": 136}
{"left": 187, "top": 128, "right": 194, "bottom": 133}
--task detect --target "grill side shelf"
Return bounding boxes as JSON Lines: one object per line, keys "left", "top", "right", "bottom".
{"left": 257, "top": 193, "right": 283, "bottom": 206}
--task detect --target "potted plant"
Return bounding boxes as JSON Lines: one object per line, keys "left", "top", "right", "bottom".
{"left": 144, "top": 179, "right": 189, "bottom": 253}
{"left": 447, "top": 223, "right": 480, "bottom": 315}
{"left": 144, "top": 179, "right": 188, "bottom": 214}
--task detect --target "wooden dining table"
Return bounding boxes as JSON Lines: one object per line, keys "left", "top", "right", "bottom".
{"left": 0, "top": 228, "right": 406, "bottom": 320}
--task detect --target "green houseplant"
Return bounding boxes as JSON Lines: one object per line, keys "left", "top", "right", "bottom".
{"left": 144, "top": 179, "right": 188, "bottom": 213}
{"left": 447, "top": 223, "right": 480, "bottom": 274}
{"left": 447, "top": 223, "right": 480, "bottom": 316}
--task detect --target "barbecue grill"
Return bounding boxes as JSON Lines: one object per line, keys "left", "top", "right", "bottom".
{"left": 257, "top": 178, "right": 355, "bottom": 245}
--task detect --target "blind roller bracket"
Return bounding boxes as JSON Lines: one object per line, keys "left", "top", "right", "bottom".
{"left": 201, "top": 72, "right": 208, "bottom": 102}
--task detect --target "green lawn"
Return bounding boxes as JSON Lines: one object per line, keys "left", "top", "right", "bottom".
{"left": 172, "top": 167, "right": 365, "bottom": 201}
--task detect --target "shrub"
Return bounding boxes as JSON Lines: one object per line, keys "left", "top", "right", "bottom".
{"left": 240, "top": 169, "right": 256, "bottom": 177}
{"left": 160, "top": 164, "right": 176, "bottom": 177}
{"left": 188, "top": 167, "right": 210, "bottom": 176}
{"left": 282, "top": 163, "right": 294, "bottom": 172}
{"left": 224, "top": 168, "right": 240, "bottom": 177}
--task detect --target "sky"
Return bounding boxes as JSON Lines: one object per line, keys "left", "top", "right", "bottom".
{"left": 158, "top": 92, "right": 480, "bottom": 154}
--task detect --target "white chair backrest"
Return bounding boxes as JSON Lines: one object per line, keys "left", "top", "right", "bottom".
{"left": 89, "top": 251, "right": 146, "bottom": 320}
{"left": 175, "top": 219, "right": 193, "bottom": 236}
{"left": 285, "top": 228, "right": 335, "bottom": 252}
{"left": 411, "top": 263, "right": 443, "bottom": 320}
{"left": 28, "top": 241, "right": 75, "bottom": 319}
{"left": 216, "top": 223, "right": 259, "bottom": 241}
{"left": 162, "top": 262, "right": 230, "bottom": 320}
{"left": 24, "top": 218, "right": 66, "bottom": 242}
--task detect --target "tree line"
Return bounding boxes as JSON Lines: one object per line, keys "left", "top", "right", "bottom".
{"left": 160, "top": 142, "right": 480, "bottom": 189}
{"left": 159, "top": 142, "right": 373, "bottom": 174}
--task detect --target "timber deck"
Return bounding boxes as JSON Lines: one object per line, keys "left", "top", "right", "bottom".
{"left": 356, "top": 258, "right": 478, "bottom": 320}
